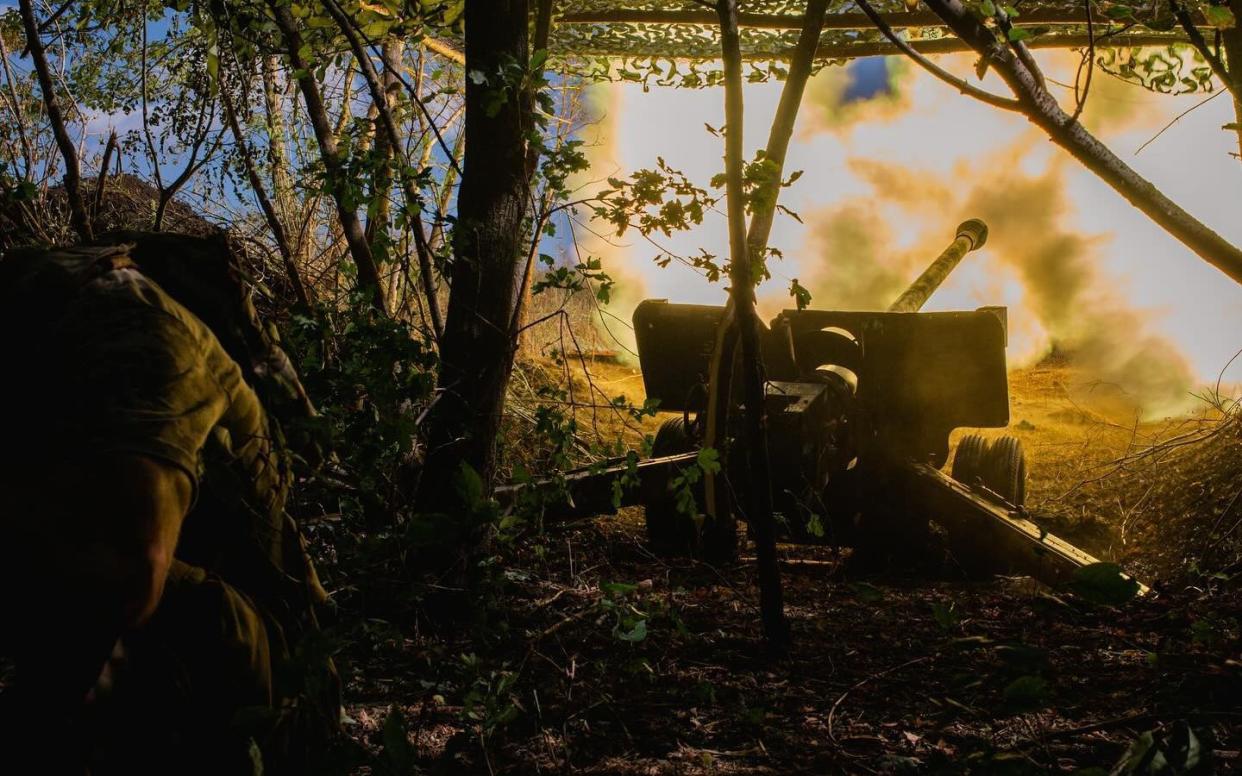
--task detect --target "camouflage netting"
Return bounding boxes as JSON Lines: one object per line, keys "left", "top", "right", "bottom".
{"left": 530, "top": 0, "right": 1207, "bottom": 91}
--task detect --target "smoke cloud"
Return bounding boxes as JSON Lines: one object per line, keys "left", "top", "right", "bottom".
{"left": 800, "top": 140, "right": 1196, "bottom": 416}
{"left": 576, "top": 83, "right": 646, "bottom": 359}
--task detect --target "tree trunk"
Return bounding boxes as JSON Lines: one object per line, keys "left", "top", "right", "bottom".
{"left": 746, "top": 0, "right": 827, "bottom": 257}
{"left": 920, "top": 0, "right": 1242, "bottom": 285}
{"left": 716, "top": 0, "right": 789, "bottom": 654}
{"left": 415, "top": 0, "right": 533, "bottom": 511}
{"left": 268, "top": 1, "right": 386, "bottom": 311}
{"left": 19, "top": 0, "right": 91, "bottom": 242}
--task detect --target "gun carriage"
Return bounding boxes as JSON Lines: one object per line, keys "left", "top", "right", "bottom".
{"left": 500, "top": 220, "right": 1137, "bottom": 591}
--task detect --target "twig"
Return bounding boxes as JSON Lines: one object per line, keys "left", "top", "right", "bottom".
{"left": 1135, "top": 90, "right": 1225, "bottom": 155}
{"left": 1068, "top": 0, "right": 1095, "bottom": 124}
{"left": 826, "top": 655, "right": 936, "bottom": 744}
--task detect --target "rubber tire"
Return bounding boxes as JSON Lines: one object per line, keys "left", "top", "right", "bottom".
{"left": 644, "top": 418, "right": 737, "bottom": 563}
{"left": 646, "top": 417, "right": 697, "bottom": 557}
{"left": 652, "top": 416, "right": 693, "bottom": 457}
{"left": 951, "top": 433, "right": 990, "bottom": 486}
{"left": 982, "top": 435, "right": 1027, "bottom": 508}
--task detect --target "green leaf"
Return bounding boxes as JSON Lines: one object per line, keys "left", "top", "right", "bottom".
{"left": 443, "top": 0, "right": 465, "bottom": 25}
{"left": 1104, "top": 4, "right": 1135, "bottom": 19}
{"left": 382, "top": 705, "right": 415, "bottom": 774}
{"left": 205, "top": 47, "right": 219, "bottom": 88}
{"left": 931, "top": 601, "right": 960, "bottom": 631}
{"left": 361, "top": 20, "right": 391, "bottom": 38}
{"left": 806, "top": 513, "right": 824, "bottom": 538}
{"left": 1070, "top": 562, "right": 1140, "bottom": 606}
{"left": 1113, "top": 730, "right": 1158, "bottom": 774}
{"left": 1002, "top": 675, "right": 1050, "bottom": 711}
{"left": 696, "top": 446, "right": 721, "bottom": 475}
{"left": 601, "top": 581, "right": 638, "bottom": 597}
{"left": 1008, "top": 25, "right": 1050, "bottom": 42}
{"left": 454, "top": 461, "right": 485, "bottom": 509}
{"left": 616, "top": 619, "right": 648, "bottom": 642}
{"left": 849, "top": 582, "right": 885, "bottom": 603}
{"left": 1205, "top": 5, "right": 1236, "bottom": 28}
{"left": 980, "top": 0, "right": 997, "bottom": 16}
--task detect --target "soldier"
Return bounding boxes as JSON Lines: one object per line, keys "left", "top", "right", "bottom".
{"left": 0, "top": 236, "right": 339, "bottom": 774}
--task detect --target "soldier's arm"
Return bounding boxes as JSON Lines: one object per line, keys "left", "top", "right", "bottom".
{"left": 70, "top": 454, "right": 193, "bottom": 626}
{"left": 8, "top": 453, "right": 193, "bottom": 738}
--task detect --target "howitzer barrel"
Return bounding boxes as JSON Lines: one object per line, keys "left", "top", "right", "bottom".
{"left": 888, "top": 219, "right": 989, "bottom": 313}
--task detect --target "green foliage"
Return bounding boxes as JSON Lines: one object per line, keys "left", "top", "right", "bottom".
{"left": 380, "top": 705, "right": 416, "bottom": 775}
{"left": 1204, "top": 3, "right": 1236, "bottom": 29}
{"left": 280, "top": 297, "right": 439, "bottom": 622}
{"left": 599, "top": 581, "right": 650, "bottom": 643}
{"left": 1070, "top": 562, "right": 1141, "bottom": 606}
{"left": 666, "top": 446, "right": 722, "bottom": 522}
{"left": 931, "top": 600, "right": 961, "bottom": 632}
{"left": 849, "top": 582, "right": 886, "bottom": 603}
{"left": 288, "top": 297, "right": 435, "bottom": 510}
{"left": 531, "top": 253, "right": 615, "bottom": 304}
{"left": 1002, "top": 674, "right": 1051, "bottom": 712}
{"left": 1113, "top": 722, "right": 1212, "bottom": 774}
{"left": 594, "top": 158, "right": 715, "bottom": 238}
{"left": 460, "top": 653, "right": 521, "bottom": 739}
{"left": 804, "top": 512, "right": 825, "bottom": 538}
{"left": 594, "top": 141, "right": 802, "bottom": 289}
{"left": 0, "top": 160, "right": 36, "bottom": 204}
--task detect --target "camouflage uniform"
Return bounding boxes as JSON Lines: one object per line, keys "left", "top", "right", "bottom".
{"left": 0, "top": 240, "right": 338, "bottom": 774}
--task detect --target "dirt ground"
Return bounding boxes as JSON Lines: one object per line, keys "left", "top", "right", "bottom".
{"left": 339, "top": 357, "right": 1242, "bottom": 774}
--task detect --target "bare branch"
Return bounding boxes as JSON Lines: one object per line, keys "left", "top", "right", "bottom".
{"left": 1171, "top": 0, "right": 1236, "bottom": 101}
{"left": 19, "top": 0, "right": 91, "bottom": 241}
{"left": 856, "top": 0, "right": 1022, "bottom": 113}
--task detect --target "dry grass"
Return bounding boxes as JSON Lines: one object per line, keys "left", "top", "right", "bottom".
{"left": 506, "top": 347, "right": 1242, "bottom": 583}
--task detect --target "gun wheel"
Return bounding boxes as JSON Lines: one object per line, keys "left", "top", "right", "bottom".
{"left": 653, "top": 416, "right": 694, "bottom": 456}
{"left": 982, "top": 435, "right": 1027, "bottom": 508}
{"left": 645, "top": 412, "right": 738, "bottom": 562}
{"left": 951, "top": 433, "right": 989, "bottom": 485}
{"left": 647, "top": 418, "right": 695, "bottom": 557}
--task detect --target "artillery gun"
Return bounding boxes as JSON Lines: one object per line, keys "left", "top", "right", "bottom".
{"left": 501, "top": 220, "right": 1136, "bottom": 590}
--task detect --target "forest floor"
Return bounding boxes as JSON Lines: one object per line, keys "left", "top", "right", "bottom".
{"left": 339, "top": 357, "right": 1242, "bottom": 775}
